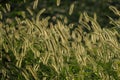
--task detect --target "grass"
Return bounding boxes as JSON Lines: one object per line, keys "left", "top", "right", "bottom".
{"left": 0, "top": 1, "right": 120, "bottom": 80}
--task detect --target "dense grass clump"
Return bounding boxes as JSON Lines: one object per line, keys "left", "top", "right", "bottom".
{"left": 0, "top": 0, "right": 120, "bottom": 80}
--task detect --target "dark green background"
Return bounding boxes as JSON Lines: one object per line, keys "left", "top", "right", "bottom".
{"left": 0, "top": 0, "right": 120, "bottom": 27}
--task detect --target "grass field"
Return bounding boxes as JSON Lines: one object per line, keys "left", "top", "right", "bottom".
{"left": 0, "top": 0, "right": 120, "bottom": 80}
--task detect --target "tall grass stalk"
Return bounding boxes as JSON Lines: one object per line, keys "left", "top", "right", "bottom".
{"left": 0, "top": 1, "right": 120, "bottom": 79}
